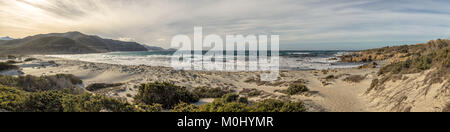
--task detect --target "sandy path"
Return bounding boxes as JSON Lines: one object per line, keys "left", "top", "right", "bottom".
{"left": 291, "top": 69, "right": 378, "bottom": 112}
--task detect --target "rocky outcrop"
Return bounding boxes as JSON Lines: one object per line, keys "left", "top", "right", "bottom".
{"left": 357, "top": 62, "right": 378, "bottom": 69}
{"left": 339, "top": 39, "right": 449, "bottom": 63}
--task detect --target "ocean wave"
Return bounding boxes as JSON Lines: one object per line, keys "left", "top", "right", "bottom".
{"left": 47, "top": 51, "right": 361, "bottom": 71}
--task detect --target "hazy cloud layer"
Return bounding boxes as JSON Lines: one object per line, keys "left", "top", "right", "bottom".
{"left": 1, "top": 0, "right": 449, "bottom": 49}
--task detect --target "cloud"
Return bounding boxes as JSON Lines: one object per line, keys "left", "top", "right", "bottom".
{"left": 0, "top": 0, "right": 449, "bottom": 50}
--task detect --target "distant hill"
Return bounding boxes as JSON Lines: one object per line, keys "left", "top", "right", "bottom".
{"left": 0, "top": 36, "right": 13, "bottom": 40}
{"left": 0, "top": 32, "right": 164, "bottom": 55}
{"left": 143, "top": 45, "right": 165, "bottom": 51}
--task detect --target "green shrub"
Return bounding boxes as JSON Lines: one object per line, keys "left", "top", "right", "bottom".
{"left": 248, "top": 90, "right": 262, "bottom": 97}
{"left": 1, "top": 82, "right": 162, "bottom": 112}
{"left": 343, "top": 75, "right": 366, "bottom": 83}
{"left": 0, "top": 74, "right": 82, "bottom": 92}
{"left": 238, "top": 97, "right": 248, "bottom": 104}
{"left": 286, "top": 84, "right": 309, "bottom": 95}
{"left": 0, "top": 62, "right": 18, "bottom": 72}
{"left": 192, "top": 87, "right": 231, "bottom": 98}
{"left": 171, "top": 102, "right": 199, "bottom": 112}
{"left": 134, "top": 82, "right": 199, "bottom": 108}
{"left": 61, "top": 93, "right": 140, "bottom": 112}
{"left": 378, "top": 46, "right": 450, "bottom": 75}
{"left": 323, "top": 75, "right": 336, "bottom": 80}
{"left": 86, "top": 83, "right": 124, "bottom": 91}
{"left": 7, "top": 55, "right": 16, "bottom": 59}
{"left": 443, "top": 103, "right": 450, "bottom": 112}
{"left": 6, "top": 60, "right": 20, "bottom": 64}
{"left": 221, "top": 93, "right": 239, "bottom": 102}
{"left": 193, "top": 93, "right": 306, "bottom": 112}
{"left": 24, "top": 58, "right": 37, "bottom": 62}
{"left": 240, "top": 88, "right": 263, "bottom": 97}
{"left": 135, "top": 103, "right": 163, "bottom": 112}
{"left": 193, "top": 94, "right": 307, "bottom": 112}
{"left": 0, "top": 85, "right": 26, "bottom": 111}
{"left": 54, "top": 74, "right": 83, "bottom": 85}
{"left": 197, "top": 101, "right": 250, "bottom": 112}
{"left": 435, "top": 47, "right": 450, "bottom": 68}
{"left": 23, "top": 91, "right": 65, "bottom": 112}
{"left": 250, "top": 99, "right": 307, "bottom": 112}
{"left": 0, "top": 86, "right": 144, "bottom": 112}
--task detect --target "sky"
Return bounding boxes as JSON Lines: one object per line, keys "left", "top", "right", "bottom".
{"left": 0, "top": 0, "right": 449, "bottom": 50}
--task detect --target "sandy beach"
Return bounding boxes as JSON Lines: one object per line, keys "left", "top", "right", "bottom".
{"left": 3, "top": 55, "right": 381, "bottom": 112}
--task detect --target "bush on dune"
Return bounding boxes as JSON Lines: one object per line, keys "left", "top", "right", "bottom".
{"left": 85, "top": 83, "right": 124, "bottom": 91}
{"left": 176, "top": 93, "right": 307, "bottom": 112}
{"left": 343, "top": 75, "right": 366, "bottom": 83}
{"left": 192, "top": 87, "right": 232, "bottom": 98}
{"left": 2, "top": 80, "right": 308, "bottom": 112}
{"left": 0, "top": 85, "right": 160, "bottom": 112}
{"left": 134, "top": 82, "right": 199, "bottom": 109}
{"left": 24, "top": 58, "right": 37, "bottom": 62}
{"left": 286, "top": 84, "right": 309, "bottom": 95}
{"left": 0, "top": 74, "right": 83, "bottom": 92}
{"left": 197, "top": 100, "right": 250, "bottom": 112}
{"left": 250, "top": 99, "right": 307, "bottom": 112}
{"left": 0, "top": 85, "right": 27, "bottom": 111}
{"left": 6, "top": 60, "right": 21, "bottom": 64}
{"left": 171, "top": 102, "right": 199, "bottom": 112}
{"left": 378, "top": 46, "right": 450, "bottom": 75}
{"left": 0, "top": 62, "right": 18, "bottom": 72}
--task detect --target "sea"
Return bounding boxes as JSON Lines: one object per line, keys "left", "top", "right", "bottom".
{"left": 48, "top": 50, "right": 365, "bottom": 71}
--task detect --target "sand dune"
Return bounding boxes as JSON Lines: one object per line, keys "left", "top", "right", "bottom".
{"left": 12, "top": 55, "right": 383, "bottom": 112}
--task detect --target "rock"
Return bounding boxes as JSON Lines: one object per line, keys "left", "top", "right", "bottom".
{"left": 328, "top": 57, "right": 338, "bottom": 61}
{"left": 357, "top": 62, "right": 378, "bottom": 69}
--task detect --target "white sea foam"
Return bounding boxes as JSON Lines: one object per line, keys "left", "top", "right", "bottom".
{"left": 47, "top": 51, "right": 362, "bottom": 71}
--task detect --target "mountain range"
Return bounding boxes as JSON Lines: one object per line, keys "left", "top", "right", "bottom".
{"left": 0, "top": 32, "right": 164, "bottom": 55}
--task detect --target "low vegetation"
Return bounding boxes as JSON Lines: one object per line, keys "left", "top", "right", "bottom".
{"left": 250, "top": 99, "right": 307, "bottom": 112}
{"left": 343, "top": 75, "right": 366, "bottom": 83}
{"left": 368, "top": 39, "right": 449, "bottom": 98}
{"left": 192, "top": 87, "right": 233, "bottom": 98}
{"left": 133, "top": 82, "right": 199, "bottom": 108}
{"left": 170, "top": 102, "right": 200, "bottom": 112}
{"left": 285, "top": 84, "right": 309, "bottom": 95}
{"left": 24, "top": 58, "right": 37, "bottom": 62}
{"left": 443, "top": 103, "right": 450, "bottom": 112}
{"left": 0, "top": 62, "right": 18, "bottom": 72}
{"left": 0, "top": 74, "right": 83, "bottom": 92}
{"left": 239, "top": 88, "right": 264, "bottom": 97}
{"left": 6, "top": 60, "right": 21, "bottom": 64}
{"left": 340, "top": 39, "right": 449, "bottom": 63}
{"left": 377, "top": 45, "right": 449, "bottom": 79}
{"left": 86, "top": 83, "right": 124, "bottom": 91}
{"left": 172, "top": 93, "right": 307, "bottom": 112}
{"left": 1, "top": 78, "right": 308, "bottom": 112}
{"left": 357, "top": 62, "right": 378, "bottom": 69}
{"left": 0, "top": 85, "right": 161, "bottom": 112}
{"left": 248, "top": 90, "right": 262, "bottom": 97}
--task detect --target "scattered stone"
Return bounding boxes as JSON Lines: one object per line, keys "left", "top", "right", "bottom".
{"left": 357, "top": 62, "right": 378, "bottom": 69}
